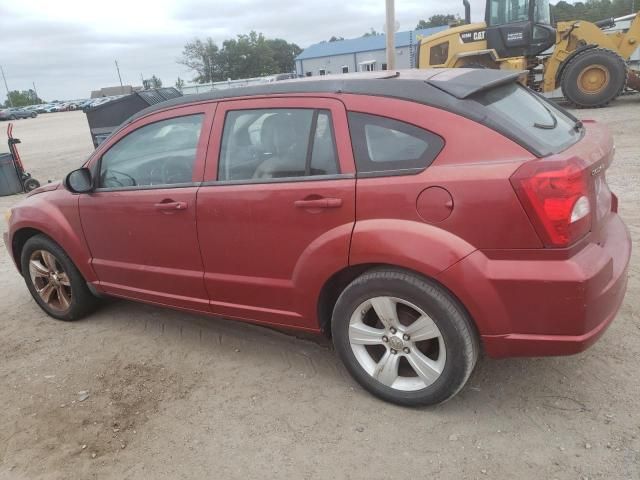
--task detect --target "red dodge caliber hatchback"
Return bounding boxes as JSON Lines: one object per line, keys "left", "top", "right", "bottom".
{"left": 4, "top": 69, "right": 631, "bottom": 406}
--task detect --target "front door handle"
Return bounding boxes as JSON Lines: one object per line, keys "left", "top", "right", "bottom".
{"left": 154, "top": 201, "right": 188, "bottom": 211}
{"left": 294, "top": 198, "right": 343, "bottom": 209}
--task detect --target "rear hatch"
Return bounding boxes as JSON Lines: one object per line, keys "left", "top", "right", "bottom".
{"left": 455, "top": 77, "right": 614, "bottom": 249}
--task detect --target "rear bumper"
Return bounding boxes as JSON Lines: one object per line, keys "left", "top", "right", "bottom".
{"left": 439, "top": 214, "right": 631, "bottom": 358}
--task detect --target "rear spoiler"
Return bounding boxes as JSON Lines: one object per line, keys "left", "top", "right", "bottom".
{"left": 426, "top": 69, "right": 526, "bottom": 99}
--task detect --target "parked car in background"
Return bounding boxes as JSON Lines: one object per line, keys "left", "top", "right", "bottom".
{"left": 3, "top": 69, "right": 631, "bottom": 407}
{"left": 14, "top": 108, "right": 37, "bottom": 118}
{"left": 0, "top": 109, "right": 14, "bottom": 120}
{"left": 38, "top": 104, "right": 57, "bottom": 113}
{"left": 0, "top": 108, "right": 37, "bottom": 120}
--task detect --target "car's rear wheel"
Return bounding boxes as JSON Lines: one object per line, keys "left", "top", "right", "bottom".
{"left": 332, "top": 269, "right": 479, "bottom": 406}
{"left": 21, "top": 235, "right": 99, "bottom": 321}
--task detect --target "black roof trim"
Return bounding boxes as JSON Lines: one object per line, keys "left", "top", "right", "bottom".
{"left": 124, "top": 69, "right": 519, "bottom": 125}
{"left": 107, "top": 69, "right": 559, "bottom": 158}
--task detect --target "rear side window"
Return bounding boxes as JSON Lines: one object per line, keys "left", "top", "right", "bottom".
{"left": 474, "top": 83, "right": 580, "bottom": 153}
{"left": 348, "top": 113, "right": 444, "bottom": 175}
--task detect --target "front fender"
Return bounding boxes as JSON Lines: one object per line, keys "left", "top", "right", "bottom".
{"left": 349, "top": 219, "right": 476, "bottom": 278}
{"left": 8, "top": 190, "right": 97, "bottom": 283}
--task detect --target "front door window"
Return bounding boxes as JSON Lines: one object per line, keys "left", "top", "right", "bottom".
{"left": 99, "top": 115, "right": 204, "bottom": 189}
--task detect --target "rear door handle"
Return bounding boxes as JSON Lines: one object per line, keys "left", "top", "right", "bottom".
{"left": 294, "top": 198, "right": 343, "bottom": 209}
{"left": 154, "top": 201, "right": 188, "bottom": 211}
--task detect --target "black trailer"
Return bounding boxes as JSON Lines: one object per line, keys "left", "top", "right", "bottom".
{"left": 84, "top": 88, "right": 182, "bottom": 148}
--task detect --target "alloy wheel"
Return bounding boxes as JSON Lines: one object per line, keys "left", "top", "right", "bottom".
{"left": 348, "top": 296, "right": 446, "bottom": 391}
{"left": 28, "top": 250, "right": 72, "bottom": 312}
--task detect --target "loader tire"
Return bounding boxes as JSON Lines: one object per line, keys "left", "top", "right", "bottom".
{"left": 561, "top": 48, "right": 627, "bottom": 108}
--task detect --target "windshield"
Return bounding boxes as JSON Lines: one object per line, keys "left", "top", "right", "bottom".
{"left": 488, "top": 0, "right": 529, "bottom": 26}
{"left": 475, "top": 83, "right": 581, "bottom": 154}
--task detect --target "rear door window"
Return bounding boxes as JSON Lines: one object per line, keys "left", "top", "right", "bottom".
{"left": 219, "top": 108, "right": 339, "bottom": 181}
{"left": 348, "top": 113, "right": 444, "bottom": 175}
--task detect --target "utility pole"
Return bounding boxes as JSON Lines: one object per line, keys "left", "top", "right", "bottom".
{"left": 115, "top": 60, "right": 123, "bottom": 87}
{"left": 1, "top": 65, "right": 13, "bottom": 107}
{"left": 385, "top": 0, "right": 396, "bottom": 70}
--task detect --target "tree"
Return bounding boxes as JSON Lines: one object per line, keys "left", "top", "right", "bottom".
{"left": 178, "top": 37, "right": 221, "bottom": 84}
{"left": 175, "top": 77, "right": 185, "bottom": 92}
{"left": 266, "top": 38, "right": 302, "bottom": 74}
{"left": 150, "top": 75, "right": 162, "bottom": 88}
{"left": 416, "top": 14, "right": 460, "bottom": 29}
{"left": 178, "top": 32, "right": 301, "bottom": 84}
{"left": 361, "top": 28, "right": 381, "bottom": 37}
{"left": 551, "top": 0, "right": 636, "bottom": 23}
{"left": 142, "top": 75, "right": 162, "bottom": 90}
{"left": 4, "top": 89, "right": 43, "bottom": 108}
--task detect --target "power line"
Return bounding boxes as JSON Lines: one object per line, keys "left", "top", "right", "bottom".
{"left": 1, "top": 65, "right": 13, "bottom": 107}
{"left": 115, "top": 60, "right": 123, "bottom": 87}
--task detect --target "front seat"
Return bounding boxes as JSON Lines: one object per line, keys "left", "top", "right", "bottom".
{"left": 253, "top": 113, "right": 306, "bottom": 179}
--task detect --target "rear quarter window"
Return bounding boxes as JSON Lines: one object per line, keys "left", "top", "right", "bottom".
{"left": 348, "top": 113, "right": 444, "bottom": 176}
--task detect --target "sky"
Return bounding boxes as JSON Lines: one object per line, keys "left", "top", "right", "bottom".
{"left": 0, "top": 0, "right": 485, "bottom": 101}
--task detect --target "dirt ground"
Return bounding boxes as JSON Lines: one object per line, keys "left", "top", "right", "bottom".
{"left": 0, "top": 101, "right": 639, "bottom": 480}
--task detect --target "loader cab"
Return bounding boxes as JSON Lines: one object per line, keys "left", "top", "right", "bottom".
{"left": 485, "top": 0, "right": 556, "bottom": 58}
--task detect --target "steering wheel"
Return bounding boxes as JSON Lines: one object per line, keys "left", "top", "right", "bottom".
{"left": 102, "top": 169, "right": 137, "bottom": 187}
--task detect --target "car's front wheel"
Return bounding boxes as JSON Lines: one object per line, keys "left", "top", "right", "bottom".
{"left": 21, "top": 235, "right": 99, "bottom": 321}
{"left": 332, "top": 269, "right": 479, "bottom": 406}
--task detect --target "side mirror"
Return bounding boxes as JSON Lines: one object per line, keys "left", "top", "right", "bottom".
{"left": 64, "top": 168, "right": 94, "bottom": 193}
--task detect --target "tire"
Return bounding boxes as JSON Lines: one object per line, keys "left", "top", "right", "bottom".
{"left": 23, "top": 178, "right": 40, "bottom": 192}
{"left": 20, "top": 235, "right": 99, "bottom": 321}
{"left": 560, "top": 48, "right": 627, "bottom": 108}
{"left": 9, "top": 115, "right": 16, "bottom": 120}
{"left": 331, "top": 268, "right": 479, "bottom": 407}
{"left": 31, "top": 113, "right": 37, "bottom": 118}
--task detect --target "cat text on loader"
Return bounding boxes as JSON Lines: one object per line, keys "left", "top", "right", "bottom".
{"left": 417, "top": 0, "right": 640, "bottom": 108}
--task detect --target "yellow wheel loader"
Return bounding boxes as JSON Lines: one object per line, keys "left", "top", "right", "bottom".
{"left": 417, "top": 0, "right": 640, "bottom": 107}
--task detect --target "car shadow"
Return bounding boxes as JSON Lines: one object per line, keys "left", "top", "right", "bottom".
{"left": 86, "top": 297, "right": 598, "bottom": 413}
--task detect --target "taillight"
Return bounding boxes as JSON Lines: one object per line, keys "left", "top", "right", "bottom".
{"left": 511, "top": 159, "right": 592, "bottom": 247}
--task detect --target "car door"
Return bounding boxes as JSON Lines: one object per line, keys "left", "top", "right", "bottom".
{"left": 79, "top": 104, "right": 215, "bottom": 312}
{"left": 197, "top": 97, "right": 356, "bottom": 330}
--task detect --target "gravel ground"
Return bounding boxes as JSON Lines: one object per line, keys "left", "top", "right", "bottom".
{"left": 0, "top": 101, "right": 639, "bottom": 480}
